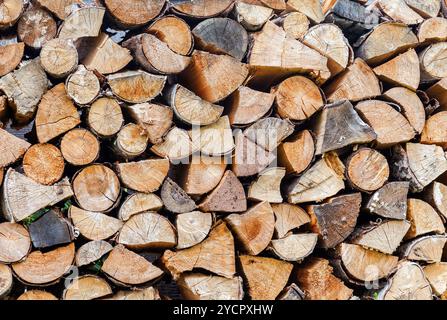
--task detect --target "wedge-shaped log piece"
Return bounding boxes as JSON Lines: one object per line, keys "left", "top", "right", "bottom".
{"left": 180, "top": 50, "right": 248, "bottom": 103}
{"left": 418, "top": 17, "right": 447, "bottom": 43}
{"left": 58, "top": 6, "right": 104, "bottom": 40}
{"left": 405, "top": 199, "right": 445, "bottom": 240}
{"left": 287, "top": 0, "right": 323, "bottom": 23}
{"left": 105, "top": 287, "right": 160, "bottom": 300}
{"left": 424, "top": 263, "right": 447, "bottom": 296}
{"left": 75, "top": 240, "right": 113, "bottom": 267}
{"left": 379, "top": 261, "right": 432, "bottom": 300}
{"left": 405, "top": 0, "right": 441, "bottom": 17}
{"left": 172, "top": 0, "right": 234, "bottom": 18}
{"left": 424, "top": 182, "right": 447, "bottom": 220}
{"left": 66, "top": 65, "right": 100, "bottom": 105}
{"left": 324, "top": 58, "right": 381, "bottom": 102}
{"left": 147, "top": 15, "right": 193, "bottom": 55}
{"left": 287, "top": 153, "right": 345, "bottom": 204}
{"left": 69, "top": 206, "right": 123, "bottom": 241}
{"left": 61, "top": 129, "right": 100, "bottom": 166}
{"left": 199, "top": 170, "right": 247, "bottom": 213}
{"left": 421, "top": 111, "right": 447, "bottom": 148}
{"left": 0, "top": 222, "right": 31, "bottom": 263}
{"left": 248, "top": 22, "right": 330, "bottom": 85}
{"left": 108, "top": 70, "right": 166, "bottom": 104}
{"left": 243, "top": 117, "right": 294, "bottom": 152}
{"left": 12, "top": 243, "right": 74, "bottom": 286}
{"left": 0, "top": 128, "right": 30, "bottom": 167}
{"left": 2, "top": 169, "right": 73, "bottom": 222}
{"left": 36, "top": 0, "right": 81, "bottom": 20}
{"left": 270, "top": 233, "right": 318, "bottom": 262}
{"left": 278, "top": 130, "right": 314, "bottom": 175}
{"left": 400, "top": 235, "right": 447, "bottom": 263}
{"left": 233, "top": 1, "right": 272, "bottom": 31}
{"left": 116, "top": 159, "right": 169, "bottom": 193}
{"left": 277, "top": 283, "right": 305, "bottom": 300}
{"left": 63, "top": 275, "right": 112, "bottom": 300}
{"left": 351, "top": 220, "right": 411, "bottom": 254}
{"left": 0, "top": 0, "right": 23, "bottom": 29}
{"left": 36, "top": 84, "right": 80, "bottom": 144}
{"left": 118, "top": 212, "right": 176, "bottom": 250}
{"left": 257, "top": 0, "right": 286, "bottom": 10}
{"left": 337, "top": 243, "right": 398, "bottom": 282}
{"left": 419, "top": 42, "right": 447, "bottom": 82}
{"left": 313, "top": 100, "right": 376, "bottom": 155}
{"left": 296, "top": 257, "right": 353, "bottom": 300}
{"left": 427, "top": 78, "right": 447, "bottom": 110}
{"left": 29, "top": 209, "right": 74, "bottom": 249}
{"left": 18, "top": 6, "right": 57, "bottom": 50}
{"left": 161, "top": 221, "right": 236, "bottom": 280}
{"left": 166, "top": 84, "right": 223, "bottom": 126}
{"left": 189, "top": 116, "right": 234, "bottom": 156}
{"left": 0, "top": 58, "right": 47, "bottom": 122}
{"left": 176, "top": 211, "right": 213, "bottom": 250}
{"left": 118, "top": 193, "right": 163, "bottom": 221}
{"left": 391, "top": 143, "right": 447, "bottom": 192}
{"left": 0, "top": 42, "right": 24, "bottom": 76}
{"left": 378, "top": 0, "right": 423, "bottom": 25}
{"left": 178, "top": 273, "right": 244, "bottom": 300}
{"left": 307, "top": 193, "right": 361, "bottom": 249}
{"left": 126, "top": 103, "right": 173, "bottom": 144}
{"left": 102, "top": 244, "right": 164, "bottom": 286}
{"left": 88, "top": 97, "right": 123, "bottom": 138}
{"left": 225, "top": 201, "right": 275, "bottom": 255}
{"left": 17, "top": 290, "right": 57, "bottom": 300}
{"left": 248, "top": 167, "right": 285, "bottom": 203}
{"left": 366, "top": 182, "right": 409, "bottom": 219}
{"left": 114, "top": 123, "right": 148, "bottom": 159}
{"left": 282, "top": 12, "right": 309, "bottom": 40}
{"left": 161, "top": 177, "right": 196, "bottom": 214}
{"left": 356, "top": 22, "right": 418, "bottom": 65}
{"left": 355, "top": 100, "right": 416, "bottom": 148}
{"left": 151, "top": 127, "right": 198, "bottom": 162}
{"left": 104, "top": 0, "right": 165, "bottom": 27}
{"left": 239, "top": 255, "right": 292, "bottom": 300}
{"left": 373, "top": 49, "right": 420, "bottom": 91}
{"left": 272, "top": 203, "right": 310, "bottom": 238}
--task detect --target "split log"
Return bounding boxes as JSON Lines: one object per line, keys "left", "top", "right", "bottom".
{"left": 161, "top": 221, "right": 236, "bottom": 280}
{"left": 12, "top": 243, "right": 75, "bottom": 286}
{"left": 58, "top": 6, "right": 105, "bottom": 40}
{"left": 104, "top": 0, "right": 165, "bottom": 28}
{"left": 147, "top": 15, "right": 193, "bottom": 55}
{"left": 382, "top": 87, "right": 426, "bottom": 134}
{"left": 189, "top": 116, "right": 235, "bottom": 156}
{"left": 172, "top": 0, "right": 234, "bottom": 18}
{"left": 118, "top": 193, "right": 163, "bottom": 221}
{"left": 423, "top": 263, "right": 447, "bottom": 296}
{"left": 337, "top": 243, "right": 398, "bottom": 282}
{"left": 377, "top": 0, "right": 423, "bottom": 25}
{"left": 424, "top": 182, "right": 447, "bottom": 220}
{"left": 126, "top": 103, "right": 173, "bottom": 144}
{"left": 391, "top": 143, "right": 447, "bottom": 193}
{"left": 75, "top": 240, "right": 113, "bottom": 267}
{"left": 373, "top": 49, "right": 420, "bottom": 91}
{"left": 225, "top": 201, "right": 275, "bottom": 255}
{"left": 40, "top": 39, "right": 78, "bottom": 78}
{"left": 72, "top": 164, "right": 121, "bottom": 212}
{"left": 198, "top": 170, "right": 247, "bottom": 213}
{"left": 88, "top": 97, "right": 124, "bottom": 138}
{"left": 355, "top": 100, "right": 416, "bottom": 148}
{"left": 180, "top": 50, "right": 248, "bottom": 103}
{"left": 302, "top": 24, "right": 351, "bottom": 76}
{"left": 243, "top": 117, "right": 293, "bottom": 152}
{"left": 405, "top": 199, "right": 445, "bottom": 240}
{"left": 346, "top": 148, "right": 389, "bottom": 192}
{"left": 102, "top": 244, "right": 164, "bottom": 286}
{"left": 192, "top": 18, "right": 248, "bottom": 61}
{"left": 227, "top": 86, "right": 274, "bottom": 126}
{"left": 0, "top": 222, "right": 31, "bottom": 263}
{"left": 400, "top": 235, "right": 447, "bottom": 263}
{"left": 23, "top": 143, "right": 65, "bottom": 185}
{"left": 324, "top": 58, "right": 381, "bottom": 102}
{"left": 0, "top": 264, "right": 12, "bottom": 299}
{"left": 239, "top": 255, "right": 292, "bottom": 300}
{"left": 418, "top": 17, "right": 447, "bottom": 43}
{"left": 313, "top": 100, "right": 376, "bottom": 155}
{"left": 60, "top": 129, "right": 100, "bottom": 166}
{"left": 178, "top": 273, "right": 244, "bottom": 300}
{"left": 17, "top": 290, "right": 57, "bottom": 300}
{"left": 116, "top": 159, "right": 169, "bottom": 193}
{"left": 0, "top": 58, "right": 47, "bottom": 122}
{"left": 277, "top": 130, "right": 314, "bottom": 175}
{"left": 114, "top": 124, "right": 148, "bottom": 159}
{"left": 0, "top": 127, "right": 30, "bottom": 167}
{"left": 0, "top": 0, "right": 23, "bottom": 29}
{"left": 165, "top": 84, "right": 223, "bottom": 126}
{"left": 419, "top": 42, "right": 447, "bottom": 82}
{"left": 176, "top": 211, "right": 213, "bottom": 249}
{"left": 123, "top": 34, "right": 191, "bottom": 75}
{"left": 282, "top": 12, "right": 309, "bottom": 40}
{"left": 273, "top": 75, "right": 324, "bottom": 121}
{"left": 1, "top": 169, "right": 73, "bottom": 222}
{"left": 287, "top": 0, "right": 323, "bottom": 23}
{"left": 365, "top": 182, "right": 409, "bottom": 220}
{"left": 356, "top": 22, "right": 419, "bottom": 65}
{"left": 107, "top": 70, "right": 166, "bottom": 104}
{"left": 69, "top": 206, "right": 123, "bottom": 241}
{"left": 161, "top": 177, "right": 197, "bottom": 214}
{"left": 233, "top": 1, "right": 272, "bottom": 31}
{"left": 277, "top": 283, "right": 305, "bottom": 300}
{"left": 378, "top": 261, "right": 432, "bottom": 300}
{"left": 63, "top": 275, "right": 112, "bottom": 300}
{"left": 35, "top": 0, "right": 82, "bottom": 20}
{"left": 35, "top": 83, "right": 81, "bottom": 143}
{"left": 272, "top": 203, "right": 311, "bottom": 238}
{"left": 66, "top": 65, "right": 100, "bottom": 105}
{"left": 180, "top": 156, "right": 227, "bottom": 197}
{"left": 307, "top": 193, "right": 361, "bottom": 249}
{"left": 248, "top": 167, "right": 285, "bottom": 203}
{"left": 287, "top": 153, "right": 346, "bottom": 204}
{"left": 351, "top": 220, "right": 411, "bottom": 254}
{"left": 405, "top": 0, "right": 441, "bottom": 17}
{"left": 17, "top": 6, "right": 57, "bottom": 50}
{"left": 256, "top": 0, "right": 286, "bottom": 10}
{"left": 427, "top": 78, "right": 447, "bottom": 111}
{"left": 151, "top": 127, "right": 198, "bottom": 161}
{"left": 28, "top": 209, "right": 74, "bottom": 249}
{"left": 421, "top": 111, "right": 447, "bottom": 148}
{"left": 117, "top": 212, "right": 176, "bottom": 250}
{"left": 82, "top": 33, "right": 132, "bottom": 75}
{"left": 105, "top": 287, "right": 160, "bottom": 300}
{"left": 269, "top": 233, "right": 318, "bottom": 262}
{"left": 296, "top": 257, "right": 353, "bottom": 300}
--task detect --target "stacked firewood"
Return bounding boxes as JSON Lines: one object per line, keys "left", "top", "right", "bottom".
{"left": 1, "top": 0, "right": 447, "bottom": 301}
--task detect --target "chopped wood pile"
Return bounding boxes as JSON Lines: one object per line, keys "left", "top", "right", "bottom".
{"left": 2, "top": 0, "right": 447, "bottom": 301}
